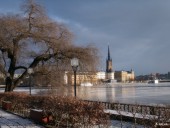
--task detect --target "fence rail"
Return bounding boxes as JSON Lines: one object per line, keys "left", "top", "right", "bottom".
{"left": 83, "top": 100, "right": 170, "bottom": 117}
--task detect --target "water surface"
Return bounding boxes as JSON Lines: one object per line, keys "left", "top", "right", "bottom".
{"left": 4, "top": 83, "right": 170, "bottom": 105}
{"left": 74, "top": 83, "right": 170, "bottom": 105}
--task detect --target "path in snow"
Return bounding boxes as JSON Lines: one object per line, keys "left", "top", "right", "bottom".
{"left": 0, "top": 109, "right": 44, "bottom": 128}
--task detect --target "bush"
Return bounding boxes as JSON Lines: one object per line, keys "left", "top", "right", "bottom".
{"left": 41, "top": 96, "right": 109, "bottom": 127}
{"left": 0, "top": 92, "right": 110, "bottom": 127}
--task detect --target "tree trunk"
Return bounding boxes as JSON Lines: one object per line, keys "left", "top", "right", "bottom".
{"left": 5, "top": 77, "right": 13, "bottom": 92}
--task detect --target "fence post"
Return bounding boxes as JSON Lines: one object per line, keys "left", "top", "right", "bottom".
{"left": 127, "top": 104, "right": 129, "bottom": 112}
{"left": 150, "top": 106, "right": 155, "bottom": 115}
{"left": 124, "top": 104, "right": 126, "bottom": 111}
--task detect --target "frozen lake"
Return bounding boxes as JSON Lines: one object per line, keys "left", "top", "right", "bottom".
{"left": 76, "top": 83, "right": 170, "bottom": 105}
{"left": 75, "top": 83, "right": 170, "bottom": 105}
{"left": 1, "top": 83, "right": 170, "bottom": 105}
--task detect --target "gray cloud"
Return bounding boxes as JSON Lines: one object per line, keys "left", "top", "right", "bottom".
{"left": 1, "top": 0, "right": 170, "bottom": 75}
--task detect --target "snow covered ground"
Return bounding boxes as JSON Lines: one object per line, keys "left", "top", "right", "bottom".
{"left": 104, "top": 109, "right": 157, "bottom": 120}
{"left": 0, "top": 109, "right": 44, "bottom": 128}
{"left": 105, "top": 109, "right": 149, "bottom": 128}
{"left": 0, "top": 108, "right": 144, "bottom": 128}
{"left": 111, "top": 120, "right": 144, "bottom": 128}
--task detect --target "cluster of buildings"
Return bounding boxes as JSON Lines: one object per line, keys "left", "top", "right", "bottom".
{"left": 136, "top": 72, "right": 170, "bottom": 82}
{"left": 64, "top": 46, "right": 135, "bottom": 86}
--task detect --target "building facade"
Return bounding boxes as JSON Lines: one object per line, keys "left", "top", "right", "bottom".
{"left": 65, "top": 71, "right": 99, "bottom": 86}
{"left": 115, "top": 70, "right": 135, "bottom": 82}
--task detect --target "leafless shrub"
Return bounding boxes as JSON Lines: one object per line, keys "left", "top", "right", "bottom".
{"left": 1, "top": 93, "right": 169, "bottom": 127}
{"left": 0, "top": 92, "right": 109, "bottom": 127}
{"left": 41, "top": 96, "right": 109, "bottom": 127}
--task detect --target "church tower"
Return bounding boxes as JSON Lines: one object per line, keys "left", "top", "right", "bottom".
{"left": 106, "top": 46, "right": 114, "bottom": 80}
{"left": 106, "top": 45, "right": 113, "bottom": 73}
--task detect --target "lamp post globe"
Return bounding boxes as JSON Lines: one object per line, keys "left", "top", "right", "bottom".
{"left": 71, "top": 58, "right": 79, "bottom": 97}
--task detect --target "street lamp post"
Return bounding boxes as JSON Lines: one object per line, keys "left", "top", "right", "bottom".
{"left": 71, "top": 58, "right": 79, "bottom": 97}
{"left": 28, "top": 68, "right": 33, "bottom": 95}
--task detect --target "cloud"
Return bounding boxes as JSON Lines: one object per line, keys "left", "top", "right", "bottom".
{"left": 1, "top": 0, "right": 170, "bottom": 75}
{"left": 26, "top": 0, "right": 170, "bottom": 75}
{"left": 52, "top": 16, "right": 70, "bottom": 24}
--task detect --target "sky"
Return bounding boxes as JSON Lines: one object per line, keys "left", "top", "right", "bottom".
{"left": 0, "top": 0, "right": 170, "bottom": 75}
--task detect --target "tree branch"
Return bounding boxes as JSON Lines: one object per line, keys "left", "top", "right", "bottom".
{"left": 14, "top": 66, "right": 27, "bottom": 70}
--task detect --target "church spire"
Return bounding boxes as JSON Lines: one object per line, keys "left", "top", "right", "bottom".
{"left": 108, "top": 45, "right": 111, "bottom": 60}
{"left": 106, "top": 45, "right": 113, "bottom": 73}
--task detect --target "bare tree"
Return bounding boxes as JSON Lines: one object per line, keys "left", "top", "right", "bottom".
{"left": 0, "top": 0, "right": 99, "bottom": 92}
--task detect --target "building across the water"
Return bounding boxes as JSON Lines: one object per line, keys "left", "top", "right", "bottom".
{"left": 64, "top": 71, "right": 98, "bottom": 86}
{"left": 64, "top": 46, "right": 135, "bottom": 85}
{"left": 114, "top": 70, "right": 135, "bottom": 82}
{"left": 105, "top": 45, "right": 135, "bottom": 83}
{"left": 105, "top": 46, "right": 115, "bottom": 81}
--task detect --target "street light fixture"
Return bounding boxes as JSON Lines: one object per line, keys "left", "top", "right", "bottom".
{"left": 28, "top": 68, "right": 33, "bottom": 95}
{"left": 71, "top": 58, "right": 79, "bottom": 97}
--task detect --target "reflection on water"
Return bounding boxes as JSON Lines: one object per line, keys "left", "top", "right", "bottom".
{"left": 36, "top": 83, "right": 170, "bottom": 105}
